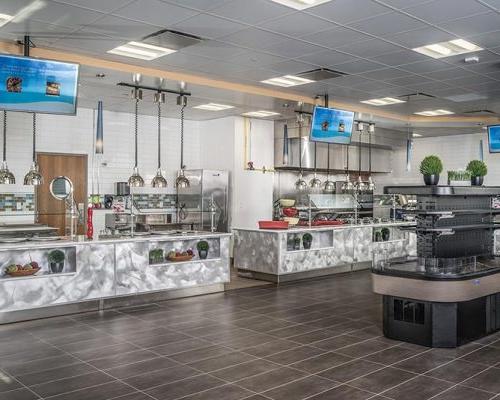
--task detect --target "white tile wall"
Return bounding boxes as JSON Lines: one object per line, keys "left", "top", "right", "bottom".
{"left": 375, "top": 131, "right": 500, "bottom": 190}
{"left": 0, "top": 108, "right": 201, "bottom": 195}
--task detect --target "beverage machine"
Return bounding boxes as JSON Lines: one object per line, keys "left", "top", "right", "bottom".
{"left": 176, "top": 170, "right": 229, "bottom": 232}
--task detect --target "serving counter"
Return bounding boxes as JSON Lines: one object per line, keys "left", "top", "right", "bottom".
{"left": 0, "top": 233, "right": 230, "bottom": 323}
{"left": 233, "top": 222, "right": 416, "bottom": 283}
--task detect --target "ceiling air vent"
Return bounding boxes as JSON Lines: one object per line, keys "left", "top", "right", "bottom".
{"left": 297, "top": 68, "right": 347, "bottom": 81}
{"left": 463, "top": 109, "right": 496, "bottom": 115}
{"left": 142, "top": 29, "right": 204, "bottom": 51}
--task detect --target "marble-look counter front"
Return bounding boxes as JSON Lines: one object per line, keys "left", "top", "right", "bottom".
{"left": 0, "top": 233, "right": 230, "bottom": 323}
{"left": 233, "top": 223, "right": 416, "bottom": 281}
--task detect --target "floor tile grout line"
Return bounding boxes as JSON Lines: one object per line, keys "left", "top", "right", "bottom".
{"left": 0, "top": 367, "right": 43, "bottom": 399}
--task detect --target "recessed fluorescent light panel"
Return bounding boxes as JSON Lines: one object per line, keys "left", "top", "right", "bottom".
{"left": 414, "top": 109, "right": 455, "bottom": 116}
{"left": 108, "top": 41, "right": 176, "bottom": 60}
{"left": 0, "top": 13, "right": 13, "bottom": 27}
{"left": 261, "top": 75, "right": 315, "bottom": 87}
{"left": 242, "top": 111, "right": 280, "bottom": 118}
{"left": 361, "top": 97, "right": 405, "bottom": 106}
{"left": 270, "top": 0, "right": 332, "bottom": 10}
{"left": 193, "top": 103, "right": 234, "bottom": 111}
{"left": 413, "top": 39, "right": 483, "bottom": 59}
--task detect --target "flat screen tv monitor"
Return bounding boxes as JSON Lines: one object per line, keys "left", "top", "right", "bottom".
{"left": 0, "top": 54, "right": 79, "bottom": 115}
{"left": 488, "top": 125, "right": 500, "bottom": 153}
{"left": 309, "top": 106, "right": 354, "bottom": 145}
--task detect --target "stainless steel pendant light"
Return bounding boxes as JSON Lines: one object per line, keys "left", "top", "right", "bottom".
{"left": 309, "top": 142, "right": 322, "bottom": 188}
{"left": 151, "top": 92, "right": 167, "bottom": 188}
{"left": 294, "top": 114, "right": 307, "bottom": 191}
{"left": 175, "top": 94, "right": 190, "bottom": 188}
{"left": 355, "top": 129, "right": 367, "bottom": 193}
{"left": 0, "top": 111, "right": 15, "bottom": 184}
{"left": 24, "top": 113, "right": 43, "bottom": 186}
{"left": 341, "top": 145, "right": 353, "bottom": 193}
{"left": 128, "top": 92, "right": 145, "bottom": 188}
{"left": 323, "top": 143, "right": 335, "bottom": 192}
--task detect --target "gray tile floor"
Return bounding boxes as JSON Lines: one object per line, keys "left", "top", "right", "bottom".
{"left": 1, "top": 270, "right": 500, "bottom": 400}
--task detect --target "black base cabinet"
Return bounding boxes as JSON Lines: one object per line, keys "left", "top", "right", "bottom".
{"left": 383, "top": 294, "right": 500, "bottom": 348}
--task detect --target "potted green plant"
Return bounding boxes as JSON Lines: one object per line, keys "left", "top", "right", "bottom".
{"left": 447, "top": 170, "right": 471, "bottom": 186}
{"left": 302, "top": 233, "right": 313, "bottom": 249}
{"left": 197, "top": 240, "right": 209, "bottom": 259}
{"left": 149, "top": 248, "right": 164, "bottom": 265}
{"left": 381, "top": 227, "right": 390, "bottom": 242}
{"left": 48, "top": 249, "right": 65, "bottom": 273}
{"left": 419, "top": 155, "right": 443, "bottom": 186}
{"left": 293, "top": 236, "right": 301, "bottom": 250}
{"left": 466, "top": 160, "right": 487, "bottom": 186}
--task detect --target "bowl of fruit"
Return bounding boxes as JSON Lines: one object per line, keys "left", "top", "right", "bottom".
{"left": 5, "top": 261, "right": 40, "bottom": 277}
{"left": 166, "top": 249, "right": 194, "bottom": 262}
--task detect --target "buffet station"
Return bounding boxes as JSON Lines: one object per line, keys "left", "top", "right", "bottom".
{"left": 372, "top": 185, "right": 500, "bottom": 348}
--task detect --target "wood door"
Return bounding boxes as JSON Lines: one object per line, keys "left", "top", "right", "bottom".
{"left": 36, "top": 153, "right": 87, "bottom": 236}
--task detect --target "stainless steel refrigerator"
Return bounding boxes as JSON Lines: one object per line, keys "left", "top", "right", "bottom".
{"left": 177, "top": 169, "right": 229, "bottom": 232}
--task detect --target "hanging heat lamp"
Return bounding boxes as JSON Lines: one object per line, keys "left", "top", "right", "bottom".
{"left": 309, "top": 142, "right": 322, "bottom": 189}
{"left": 151, "top": 92, "right": 168, "bottom": 188}
{"left": 294, "top": 113, "right": 307, "bottom": 191}
{"left": 368, "top": 123, "right": 375, "bottom": 192}
{"left": 24, "top": 113, "right": 43, "bottom": 186}
{"left": 128, "top": 89, "right": 145, "bottom": 187}
{"left": 323, "top": 143, "right": 335, "bottom": 192}
{"left": 175, "top": 93, "right": 190, "bottom": 188}
{"left": 341, "top": 145, "right": 353, "bottom": 193}
{"left": 0, "top": 111, "right": 15, "bottom": 184}
{"left": 355, "top": 123, "right": 367, "bottom": 193}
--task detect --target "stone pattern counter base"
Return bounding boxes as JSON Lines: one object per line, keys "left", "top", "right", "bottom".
{"left": 234, "top": 223, "right": 416, "bottom": 283}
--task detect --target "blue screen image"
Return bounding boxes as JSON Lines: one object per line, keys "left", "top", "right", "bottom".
{"left": 488, "top": 125, "right": 500, "bottom": 153}
{"left": 310, "top": 106, "right": 355, "bottom": 144}
{"left": 0, "top": 54, "right": 79, "bottom": 115}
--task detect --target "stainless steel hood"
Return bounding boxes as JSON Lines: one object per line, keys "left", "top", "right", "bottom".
{"left": 274, "top": 119, "right": 394, "bottom": 173}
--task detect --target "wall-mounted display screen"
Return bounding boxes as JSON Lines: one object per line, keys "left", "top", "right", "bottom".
{"left": 488, "top": 125, "right": 500, "bottom": 153}
{"left": 0, "top": 54, "right": 79, "bottom": 115}
{"left": 309, "top": 106, "right": 354, "bottom": 145}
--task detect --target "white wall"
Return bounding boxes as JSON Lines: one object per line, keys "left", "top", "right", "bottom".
{"left": 200, "top": 116, "right": 275, "bottom": 228}
{"left": 377, "top": 131, "right": 500, "bottom": 188}
{"left": 0, "top": 108, "right": 201, "bottom": 195}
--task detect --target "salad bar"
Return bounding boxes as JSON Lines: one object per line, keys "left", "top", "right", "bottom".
{"left": 0, "top": 232, "right": 230, "bottom": 323}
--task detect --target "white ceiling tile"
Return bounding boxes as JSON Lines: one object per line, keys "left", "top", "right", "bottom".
{"left": 50, "top": 0, "right": 132, "bottom": 13}
{"left": 221, "top": 27, "right": 287, "bottom": 49}
{"left": 225, "top": 50, "right": 287, "bottom": 68}
{"left": 348, "top": 12, "right": 427, "bottom": 37}
{"left": 370, "top": 50, "right": 429, "bottom": 66}
{"left": 0, "top": 19, "right": 75, "bottom": 43}
{"left": 227, "top": 68, "right": 278, "bottom": 81}
{"left": 25, "top": 2, "right": 104, "bottom": 27}
{"left": 464, "top": 60, "right": 500, "bottom": 74}
{"left": 442, "top": 50, "right": 500, "bottom": 66}
{"left": 297, "top": 50, "right": 357, "bottom": 67}
{"left": 83, "top": 15, "right": 161, "bottom": 40}
{"left": 305, "top": 0, "right": 392, "bottom": 24}
{"left": 258, "top": 12, "right": 334, "bottom": 38}
{"left": 268, "top": 59, "right": 317, "bottom": 74}
{"left": 333, "top": 59, "right": 386, "bottom": 74}
{"left": 0, "top": 0, "right": 44, "bottom": 15}
{"left": 376, "top": 0, "right": 433, "bottom": 9}
{"left": 337, "top": 39, "right": 403, "bottom": 58}
{"left": 439, "top": 12, "right": 500, "bottom": 36}
{"left": 161, "top": 0, "right": 234, "bottom": 12}
{"left": 386, "top": 74, "right": 433, "bottom": 86}
{"left": 112, "top": 0, "right": 198, "bottom": 26}
{"left": 51, "top": 34, "right": 125, "bottom": 54}
{"left": 171, "top": 13, "right": 246, "bottom": 39}
{"left": 384, "top": 27, "right": 456, "bottom": 49}
{"left": 181, "top": 40, "right": 246, "bottom": 58}
{"left": 208, "top": 0, "right": 292, "bottom": 24}
{"left": 148, "top": 52, "right": 212, "bottom": 69}
{"left": 399, "top": 59, "right": 451, "bottom": 73}
{"left": 466, "top": 30, "right": 500, "bottom": 49}
{"left": 421, "top": 67, "right": 477, "bottom": 80}
{"left": 359, "top": 68, "right": 412, "bottom": 80}
{"left": 480, "top": 0, "right": 500, "bottom": 10}
{"left": 301, "top": 26, "right": 371, "bottom": 49}
{"left": 261, "top": 39, "right": 324, "bottom": 58}
{"left": 404, "top": 0, "right": 491, "bottom": 24}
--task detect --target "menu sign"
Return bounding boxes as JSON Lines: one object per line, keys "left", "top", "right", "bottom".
{"left": 310, "top": 106, "right": 354, "bottom": 145}
{"left": 488, "top": 125, "right": 500, "bottom": 153}
{"left": 0, "top": 54, "right": 79, "bottom": 115}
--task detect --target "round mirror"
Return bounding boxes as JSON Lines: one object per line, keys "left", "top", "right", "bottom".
{"left": 50, "top": 176, "right": 73, "bottom": 200}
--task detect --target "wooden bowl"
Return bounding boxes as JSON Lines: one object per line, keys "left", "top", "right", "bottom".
{"left": 7, "top": 267, "right": 40, "bottom": 277}
{"left": 167, "top": 255, "right": 194, "bottom": 262}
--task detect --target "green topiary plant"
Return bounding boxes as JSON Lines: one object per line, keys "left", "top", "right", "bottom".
{"left": 302, "top": 233, "right": 313, "bottom": 242}
{"left": 197, "top": 241, "right": 209, "bottom": 252}
{"left": 466, "top": 160, "right": 488, "bottom": 177}
{"left": 48, "top": 250, "right": 65, "bottom": 264}
{"left": 419, "top": 155, "right": 443, "bottom": 176}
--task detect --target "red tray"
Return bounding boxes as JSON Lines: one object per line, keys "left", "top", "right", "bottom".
{"left": 258, "top": 221, "right": 289, "bottom": 230}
